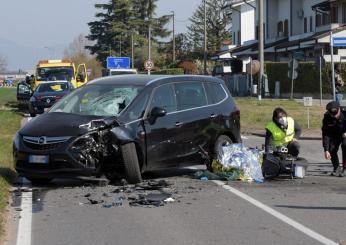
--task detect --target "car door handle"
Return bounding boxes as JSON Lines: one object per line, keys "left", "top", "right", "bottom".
{"left": 175, "top": 122, "right": 183, "bottom": 127}
{"left": 210, "top": 114, "right": 217, "bottom": 118}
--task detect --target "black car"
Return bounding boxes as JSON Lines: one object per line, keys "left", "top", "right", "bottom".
{"left": 14, "top": 75, "right": 241, "bottom": 184}
{"left": 28, "top": 81, "right": 74, "bottom": 117}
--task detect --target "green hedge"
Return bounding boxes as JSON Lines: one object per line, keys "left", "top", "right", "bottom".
{"left": 151, "top": 68, "right": 184, "bottom": 75}
{"left": 260, "top": 62, "right": 346, "bottom": 95}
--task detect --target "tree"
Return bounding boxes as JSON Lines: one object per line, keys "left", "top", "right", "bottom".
{"left": 0, "top": 55, "right": 7, "bottom": 72}
{"left": 64, "top": 34, "right": 103, "bottom": 79}
{"left": 86, "top": 0, "right": 170, "bottom": 68}
{"left": 187, "top": 0, "right": 231, "bottom": 58}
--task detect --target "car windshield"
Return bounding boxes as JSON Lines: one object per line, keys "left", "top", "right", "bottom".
{"left": 50, "top": 84, "right": 143, "bottom": 117}
{"left": 37, "top": 67, "right": 74, "bottom": 81}
{"left": 36, "top": 83, "right": 69, "bottom": 93}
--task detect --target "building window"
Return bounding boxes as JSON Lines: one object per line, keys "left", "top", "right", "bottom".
{"left": 310, "top": 16, "right": 313, "bottom": 32}
{"left": 237, "top": 30, "right": 241, "bottom": 45}
{"left": 343, "top": 3, "right": 346, "bottom": 23}
{"left": 277, "top": 21, "right": 283, "bottom": 36}
{"left": 304, "top": 17, "right": 307, "bottom": 33}
{"left": 284, "top": 19, "right": 289, "bottom": 37}
{"left": 316, "top": 14, "right": 322, "bottom": 27}
{"left": 322, "top": 13, "right": 330, "bottom": 25}
{"left": 331, "top": 5, "right": 338, "bottom": 23}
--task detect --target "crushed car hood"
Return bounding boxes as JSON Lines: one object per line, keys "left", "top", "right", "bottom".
{"left": 20, "top": 112, "right": 120, "bottom": 137}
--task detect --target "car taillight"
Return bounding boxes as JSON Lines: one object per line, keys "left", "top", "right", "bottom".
{"left": 232, "top": 106, "right": 240, "bottom": 117}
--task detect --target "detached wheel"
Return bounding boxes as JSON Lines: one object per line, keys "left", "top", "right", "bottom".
{"left": 26, "top": 177, "right": 52, "bottom": 185}
{"left": 214, "top": 135, "right": 233, "bottom": 157}
{"left": 121, "top": 142, "right": 142, "bottom": 184}
{"left": 210, "top": 135, "right": 233, "bottom": 172}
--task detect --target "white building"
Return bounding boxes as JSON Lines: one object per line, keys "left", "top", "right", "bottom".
{"left": 215, "top": 0, "right": 346, "bottom": 67}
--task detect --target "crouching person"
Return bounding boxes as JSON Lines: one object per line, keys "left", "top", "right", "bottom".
{"left": 265, "top": 107, "right": 302, "bottom": 157}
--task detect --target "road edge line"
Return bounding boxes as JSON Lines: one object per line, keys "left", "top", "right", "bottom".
{"left": 15, "top": 178, "right": 32, "bottom": 245}
{"left": 212, "top": 180, "right": 338, "bottom": 245}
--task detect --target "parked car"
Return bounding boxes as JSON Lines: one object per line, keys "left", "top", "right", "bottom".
{"left": 17, "top": 81, "right": 33, "bottom": 108}
{"left": 28, "top": 81, "right": 74, "bottom": 117}
{"left": 13, "top": 75, "right": 241, "bottom": 184}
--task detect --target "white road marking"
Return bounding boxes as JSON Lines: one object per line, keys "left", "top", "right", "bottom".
{"left": 241, "top": 135, "right": 248, "bottom": 140}
{"left": 15, "top": 190, "right": 32, "bottom": 245}
{"left": 213, "top": 180, "right": 338, "bottom": 245}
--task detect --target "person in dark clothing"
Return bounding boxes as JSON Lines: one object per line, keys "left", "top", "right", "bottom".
{"left": 265, "top": 107, "right": 302, "bottom": 157}
{"left": 322, "top": 101, "right": 346, "bottom": 176}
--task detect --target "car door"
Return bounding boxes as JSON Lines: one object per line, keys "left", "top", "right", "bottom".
{"left": 173, "top": 81, "right": 211, "bottom": 164}
{"left": 143, "top": 83, "right": 180, "bottom": 169}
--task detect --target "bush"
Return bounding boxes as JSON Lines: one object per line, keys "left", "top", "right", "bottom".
{"left": 151, "top": 68, "right": 184, "bottom": 75}
{"left": 262, "top": 61, "right": 346, "bottom": 96}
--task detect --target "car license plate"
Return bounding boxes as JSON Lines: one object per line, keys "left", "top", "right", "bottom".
{"left": 28, "top": 155, "right": 49, "bottom": 164}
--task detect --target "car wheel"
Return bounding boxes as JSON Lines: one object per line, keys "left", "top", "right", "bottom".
{"left": 210, "top": 135, "right": 233, "bottom": 171}
{"left": 121, "top": 142, "right": 142, "bottom": 184}
{"left": 214, "top": 135, "right": 233, "bottom": 157}
{"left": 26, "top": 177, "right": 52, "bottom": 185}
{"left": 29, "top": 112, "right": 36, "bottom": 117}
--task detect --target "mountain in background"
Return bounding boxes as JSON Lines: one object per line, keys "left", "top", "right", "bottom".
{"left": 0, "top": 38, "right": 65, "bottom": 72}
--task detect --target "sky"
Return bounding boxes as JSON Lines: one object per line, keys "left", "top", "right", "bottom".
{"left": 0, "top": 0, "right": 201, "bottom": 70}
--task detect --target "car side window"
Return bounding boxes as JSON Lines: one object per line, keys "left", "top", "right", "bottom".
{"left": 175, "top": 82, "right": 207, "bottom": 110}
{"left": 204, "top": 82, "right": 227, "bottom": 105}
{"left": 150, "top": 84, "right": 177, "bottom": 113}
{"left": 124, "top": 92, "right": 150, "bottom": 121}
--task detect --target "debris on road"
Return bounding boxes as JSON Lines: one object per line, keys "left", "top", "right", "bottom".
{"left": 81, "top": 179, "right": 176, "bottom": 208}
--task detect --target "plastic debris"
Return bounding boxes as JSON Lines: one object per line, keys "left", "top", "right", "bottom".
{"left": 200, "top": 177, "right": 209, "bottom": 182}
{"left": 164, "top": 197, "right": 175, "bottom": 203}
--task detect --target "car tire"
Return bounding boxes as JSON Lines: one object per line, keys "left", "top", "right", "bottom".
{"left": 209, "top": 135, "right": 233, "bottom": 172}
{"left": 121, "top": 142, "right": 142, "bottom": 184}
{"left": 29, "top": 112, "right": 36, "bottom": 117}
{"left": 214, "top": 135, "right": 233, "bottom": 156}
{"left": 26, "top": 177, "right": 52, "bottom": 185}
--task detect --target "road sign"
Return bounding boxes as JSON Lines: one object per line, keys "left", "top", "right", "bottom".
{"left": 144, "top": 59, "right": 154, "bottom": 71}
{"left": 106, "top": 57, "right": 130, "bottom": 69}
{"left": 288, "top": 59, "right": 298, "bottom": 80}
{"left": 303, "top": 97, "right": 313, "bottom": 107}
{"left": 333, "top": 37, "right": 346, "bottom": 47}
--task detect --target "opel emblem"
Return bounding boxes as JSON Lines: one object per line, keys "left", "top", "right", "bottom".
{"left": 38, "top": 136, "right": 46, "bottom": 144}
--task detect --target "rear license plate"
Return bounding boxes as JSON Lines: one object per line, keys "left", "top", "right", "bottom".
{"left": 28, "top": 155, "right": 49, "bottom": 164}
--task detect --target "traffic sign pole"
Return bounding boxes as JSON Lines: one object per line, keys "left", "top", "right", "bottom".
{"left": 319, "top": 56, "right": 323, "bottom": 106}
{"left": 331, "top": 32, "right": 336, "bottom": 101}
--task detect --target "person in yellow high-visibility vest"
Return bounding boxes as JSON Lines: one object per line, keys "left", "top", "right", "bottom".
{"left": 265, "top": 107, "right": 302, "bottom": 157}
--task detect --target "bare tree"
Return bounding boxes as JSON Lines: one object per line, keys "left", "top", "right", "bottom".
{"left": 64, "top": 34, "right": 102, "bottom": 79}
{"left": 0, "top": 54, "right": 8, "bottom": 72}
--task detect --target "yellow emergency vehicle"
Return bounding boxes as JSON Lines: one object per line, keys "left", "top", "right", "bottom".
{"left": 33, "top": 59, "right": 88, "bottom": 89}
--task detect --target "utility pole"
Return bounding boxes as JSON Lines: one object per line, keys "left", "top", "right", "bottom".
{"left": 131, "top": 32, "right": 134, "bottom": 69}
{"left": 148, "top": 21, "right": 152, "bottom": 75}
{"left": 203, "top": 0, "right": 207, "bottom": 75}
{"left": 171, "top": 11, "right": 175, "bottom": 63}
{"left": 258, "top": 0, "right": 264, "bottom": 100}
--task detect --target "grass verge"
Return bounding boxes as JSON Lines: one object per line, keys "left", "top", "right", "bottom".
{"left": 0, "top": 88, "right": 22, "bottom": 238}
{"left": 235, "top": 98, "right": 325, "bottom": 134}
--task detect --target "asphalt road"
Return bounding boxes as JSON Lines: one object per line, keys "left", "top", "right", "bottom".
{"left": 6, "top": 135, "right": 346, "bottom": 245}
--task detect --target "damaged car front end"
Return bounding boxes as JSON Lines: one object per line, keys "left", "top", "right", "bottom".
{"left": 14, "top": 82, "right": 144, "bottom": 184}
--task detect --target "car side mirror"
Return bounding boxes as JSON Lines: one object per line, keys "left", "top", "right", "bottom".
{"left": 148, "top": 107, "right": 167, "bottom": 124}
